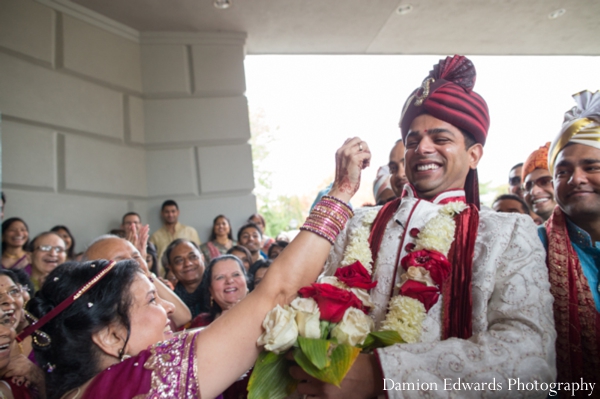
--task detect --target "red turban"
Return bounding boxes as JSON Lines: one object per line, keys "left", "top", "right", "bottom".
{"left": 522, "top": 142, "right": 550, "bottom": 181}
{"left": 399, "top": 56, "right": 490, "bottom": 208}
{"left": 400, "top": 56, "right": 490, "bottom": 146}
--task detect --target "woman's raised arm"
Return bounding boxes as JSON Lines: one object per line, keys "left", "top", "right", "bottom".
{"left": 195, "top": 138, "right": 371, "bottom": 399}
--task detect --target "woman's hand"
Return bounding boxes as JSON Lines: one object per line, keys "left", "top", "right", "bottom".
{"left": 329, "top": 137, "right": 371, "bottom": 204}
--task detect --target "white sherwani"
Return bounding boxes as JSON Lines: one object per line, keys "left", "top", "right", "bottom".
{"left": 324, "top": 187, "right": 556, "bottom": 398}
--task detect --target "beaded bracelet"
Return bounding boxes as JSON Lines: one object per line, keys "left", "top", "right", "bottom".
{"left": 300, "top": 196, "right": 354, "bottom": 244}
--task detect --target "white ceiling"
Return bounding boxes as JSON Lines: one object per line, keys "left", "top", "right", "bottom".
{"left": 70, "top": 0, "right": 600, "bottom": 55}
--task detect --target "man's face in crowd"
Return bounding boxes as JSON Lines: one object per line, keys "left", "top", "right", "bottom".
{"left": 239, "top": 227, "right": 261, "bottom": 254}
{"left": 523, "top": 168, "right": 555, "bottom": 220}
{"left": 388, "top": 141, "right": 408, "bottom": 197}
{"left": 492, "top": 199, "right": 527, "bottom": 214}
{"left": 554, "top": 143, "right": 600, "bottom": 221}
{"left": 122, "top": 214, "right": 141, "bottom": 234}
{"left": 162, "top": 205, "right": 179, "bottom": 225}
{"left": 508, "top": 166, "right": 523, "bottom": 198}
{"left": 405, "top": 114, "right": 482, "bottom": 199}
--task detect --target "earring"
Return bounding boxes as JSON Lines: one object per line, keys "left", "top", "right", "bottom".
{"left": 118, "top": 348, "right": 131, "bottom": 362}
{"left": 210, "top": 296, "right": 214, "bottom": 307}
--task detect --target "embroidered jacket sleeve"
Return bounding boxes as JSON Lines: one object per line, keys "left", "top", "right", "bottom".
{"left": 375, "top": 213, "right": 556, "bottom": 398}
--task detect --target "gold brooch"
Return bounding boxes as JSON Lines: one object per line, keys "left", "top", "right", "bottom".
{"left": 414, "top": 77, "right": 435, "bottom": 106}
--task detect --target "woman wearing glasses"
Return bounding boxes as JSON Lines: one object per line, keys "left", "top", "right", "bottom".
{"left": 28, "top": 233, "right": 67, "bottom": 293}
{"left": 164, "top": 239, "right": 207, "bottom": 318}
{"left": 0, "top": 270, "right": 42, "bottom": 397}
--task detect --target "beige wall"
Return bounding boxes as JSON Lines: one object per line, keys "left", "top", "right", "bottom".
{"left": 0, "top": 0, "right": 256, "bottom": 254}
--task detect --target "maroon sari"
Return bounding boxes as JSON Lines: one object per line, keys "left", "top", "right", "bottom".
{"left": 82, "top": 331, "right": 202, "bottom": 399}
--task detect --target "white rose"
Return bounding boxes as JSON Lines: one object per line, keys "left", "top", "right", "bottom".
{"left": 330, "top": 307, "right": 374, "bottom": 347}
{"left": 291, "top": 297, "right": 321, "bottom": 339}
{"left": 257, "top": 305, "right": 298, "bottom": 354}
{"left": 318, "top": 276, "right": 346, "bottom": 289}
{"left": 348, "top": 287, "right": 374, "bottom": 308}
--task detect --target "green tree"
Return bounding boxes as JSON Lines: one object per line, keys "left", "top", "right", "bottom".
{"left": 249, "top": 108, "right": 306, "bottom": 237}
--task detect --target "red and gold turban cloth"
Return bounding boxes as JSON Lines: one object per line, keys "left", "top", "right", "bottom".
{"left": 549, "top": 90, "right": 600, "bottom": 173}
{"left": 399, "top": 55, "right": 490, "bottom": 208}
{"left": 522, "top": 142, "right": 551, "bottom": 181}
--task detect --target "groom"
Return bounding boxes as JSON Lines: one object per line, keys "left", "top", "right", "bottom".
{"left": 291, "top": 56, "right": 556, "bottom": 398}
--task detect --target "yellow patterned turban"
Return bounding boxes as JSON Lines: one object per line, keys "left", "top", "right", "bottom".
{"left": 549, "top": 90, "right": 600, "bottom": 173}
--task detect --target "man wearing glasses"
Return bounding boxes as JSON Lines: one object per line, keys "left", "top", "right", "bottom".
{"left": 507, "top": 162, "right": 524, "bottom": 198}
{"left": 522, "top": 142, "right": 556, "bottom": 222}
{"left": 29, "top": 232, "right": 67, "bottom": 293}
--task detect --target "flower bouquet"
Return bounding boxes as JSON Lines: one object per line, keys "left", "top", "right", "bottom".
{"left": 248, "top": 203, "right": 465, "bottom": 399}
{"left": 248, "top": 261, "right": 404, "bottom": 399}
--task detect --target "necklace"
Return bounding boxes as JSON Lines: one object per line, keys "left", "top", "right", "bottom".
{"left": 3, "top": 251, "right": 23, "bottom": 260}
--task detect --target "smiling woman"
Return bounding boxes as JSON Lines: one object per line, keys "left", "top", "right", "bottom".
{"left": 16, "top": 138, "right": 367, "bottom": 399}
{"left": 0, "top": 309, "right": 33, "bottom": 399}
{"left": 1, "top": 218, "right": 31, "bottom": 274}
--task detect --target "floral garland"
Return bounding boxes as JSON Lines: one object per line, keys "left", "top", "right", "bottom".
{"left": 333, "top": 202, "right": 467, "bottom": 343}
{"left": 251, "top": 202, "right": 468, "bottom": 399}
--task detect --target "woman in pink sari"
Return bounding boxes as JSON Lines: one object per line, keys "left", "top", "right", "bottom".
{"left": 19, "top": 138, "right": 370, "bottom": 399}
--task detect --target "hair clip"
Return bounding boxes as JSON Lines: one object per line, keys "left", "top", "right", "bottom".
{"left": 87, "top": 302, "right": 94, "bottom": 308}
{"left": 32, "top": 330, "right": 52, "bottom": 347}
{"left": 45, "top": 363, "right": 56, "bottom": 373}
{"left": 53, "top": 277, "right": 59, "bottom": 282}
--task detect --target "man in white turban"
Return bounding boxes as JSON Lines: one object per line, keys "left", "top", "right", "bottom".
{"left": 540, "top": 90, "right": 600, "bottom": 396}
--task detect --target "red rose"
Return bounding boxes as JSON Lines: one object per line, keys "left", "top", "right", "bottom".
{"left": 399, "top": 280, "right": 440, "bottom": 311}
{"left": 298, "top": 283, "right": 366, "bottom": 323}
{"left": 401, "top": 249, "right": 451, "bottom": 289}
{"left": 334, "top": 261, "right": 377, "bottom": 290}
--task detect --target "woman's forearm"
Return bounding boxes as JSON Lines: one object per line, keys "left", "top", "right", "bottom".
{"left": 195, "top": 138, "right": 370, "bottom": 399}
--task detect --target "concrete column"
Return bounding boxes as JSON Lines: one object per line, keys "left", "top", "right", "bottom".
{"left": 0, "top": 0, "right": 256, "bottom": 252}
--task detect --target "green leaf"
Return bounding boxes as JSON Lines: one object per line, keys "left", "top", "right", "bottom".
{"left": 359, "top": 330, "right": 405, "bottom": 351}
{"left": 248, "top": 351, "right": 297, "bottom": 399}
{"left": 297, "top": 336, "right": 331, "bottom": 370}
{"left": 319, "top": 320, "right": 330, "bottom": 340}
{"left": 294, "top": 343, "right": 361, "bottom": 387}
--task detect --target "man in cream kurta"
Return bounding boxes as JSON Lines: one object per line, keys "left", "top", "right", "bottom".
{"left": 323, "top": 186, "right": 556, "bottom": 397}
{"left": 292, "top": 55, "right": 556, "bottom": 398}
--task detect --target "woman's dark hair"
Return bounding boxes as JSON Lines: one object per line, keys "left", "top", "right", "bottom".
{"left": 27, "top": 260, "right": 140, "bottom": 399}
{"left": 2, "top": 217, "right": 30, "bottom": 254}
{"left": 236, "top": 222, "right": 262, "bottom": 243}
{"left": 1, "top": 268, "right": 33, "bottom": 295}
{"left": 248, "top": 259, "right": 272, "bottom": 291}
{"left": 268, "top": 240, "right": 288, "bottom": 259}
{"left": 146, "top": 242, "right": 158, "bottom": 275}
{"left": 50, "top": 225, "right": 76, "bottom": 260}
{"left": 209, "top": 214, "right": 234, "bottom": 242}
{"left": 164, "top": 238, "right": 200, "bottom": 268}
{"left": 248, "top": 213, "right": 266, "bottom": 227}
{"left": 200, "top": 255, "right": 249, "bottom": 319}
{"left": 0, "top": 269, "right": 20, "bottom": 288}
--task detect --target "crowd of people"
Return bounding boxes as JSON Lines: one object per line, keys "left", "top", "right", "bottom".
{"left": 0, "top": 55, "right": 598, "bottom": 399}
{"left": 0, "top": 197, "right": 292, "bottom": 398}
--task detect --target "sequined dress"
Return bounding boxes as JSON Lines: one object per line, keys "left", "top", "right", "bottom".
{"left": 82, "top": 331, "right": 203, "bottom": 399}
